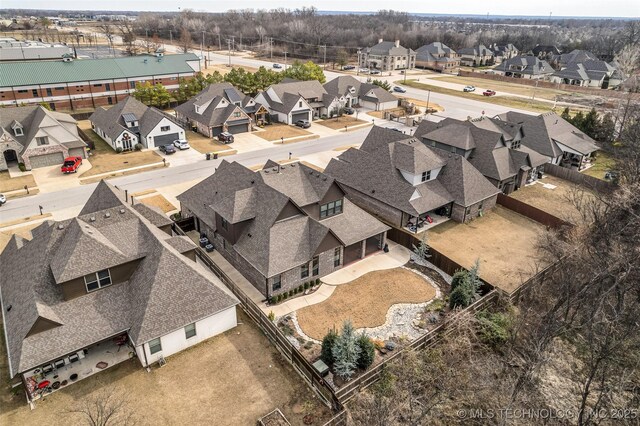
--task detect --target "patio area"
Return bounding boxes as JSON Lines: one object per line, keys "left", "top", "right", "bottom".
{"left": 24, "top": 333, "right": 134, "bottom": 402}
{"left": 405, "top": 212, "right": 450, "bottom": 234}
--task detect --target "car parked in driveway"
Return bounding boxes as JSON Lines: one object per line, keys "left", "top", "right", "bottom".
{"left": 61, "top": 156, "right": 82, "bottom": 174}
{"left": 358, "top": 68, "right": 369, "bottom": 73}
{"left": 218, "top": 132, "right": 235, "bottom": 144}
{"left": 483, "top": 89, "right": 496, "bottom": 96}
{"left": 295, "top": 119, "right": 311, "bottom": 129}
{"left": 159, "top": 144, "right": 176, "bottom": 154}
{"left": 273, "top": 63, "right": 282, "bottom": 69}
{"left": 0, "top": 193, "right": 6, "bottom": 206}
{"left": 463, "top": 85, "right": 476, "bottom": 92}
{"left": 370, "top": 70, "right": 381, "bottom": 75}
{"left": 342, "top": 65, "right": 355, "bottom": 70}
{"left": 343, "top": 107, "right": 354, "bottom": 115}
{"left": 173, "top": 139, "right": 190, "bottom": 150}
{"left": 393, "top": 86, "right": 407, "bottom": 93}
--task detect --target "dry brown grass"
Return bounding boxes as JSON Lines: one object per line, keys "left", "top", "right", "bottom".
{"left": 510, "top": 176, "right": 596, "bottom": 224}
{"left": 297, "top": 268, "right": 436, "bottom": 340}
{"left": 433, "top": 75, "right": 573, "bottom": 101}
{"left": 0, "top": 172, "right": 36, "bottom": 193}
{"left": 317, "top": 116, "right": 368, "bottom": 130}
{"left": 367, "top": 107, "right": 405, "bottom": 119}
{"left": 255, "top": 124, "right": 312, "bottom": 141}
{"left": 184, "top": 130, "right": 236, "bottom": 155}
{"left": 401, "top": 97, "right": 444, "bottom": 112}
{"left": 0, "top": 224, "right": 38, "bottom": 254}
{"left": 427, "top": 206, "right": 547, "bottom": 293}
{"left": 139, "top": 194, "right": 176, "bottom": 213}
{"left": 0, "top": 310, "right": 331, "bottom": 426}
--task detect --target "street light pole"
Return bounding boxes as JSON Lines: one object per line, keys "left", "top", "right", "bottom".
{"left": 356, "top": 49, "right": 361, "bottom": 76}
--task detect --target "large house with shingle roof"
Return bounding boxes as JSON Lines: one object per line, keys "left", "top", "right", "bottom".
{"left": 492, "top": 56, "right": 554, "bottom": 79}
{"left": 175, "top": 82, "right": 268, "bottom": 137}
{"left": 323, "top": 75, "right": 399, "bottom": 112}
{"left": 549, "top": 50, "right": 623, "bottom": 89}
{"left": 178, "top": 160, "right": 389, "bottom": 298}
{"left": 359, "top": 39, "right": 416, "bottom": 72}
{"left": 415, "top": 42, "right": 460, "bottom": 73}
{"left": 255, "top": 79, "right": 339, "bottom": 123}
{"left": 90, "top": 96, "right": 185, "bottom": 150}
{"left": 458, "top": 44, "right": 494, "bottom": 67}
{"left": 0, "top": 181, "right": 239, "bottom": 402}
{"left": 324, "top": 126, "right": 500, "bottom": 233}
{"left": 414, "top": 117, "right": 549, "bottom": 194}
{"left": 0, "top": 105, "right": 87, "bottom": 171}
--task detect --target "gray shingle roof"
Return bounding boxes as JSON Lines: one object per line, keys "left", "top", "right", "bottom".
{"left": 541, "top": 112, "right": 599, "bottom": 155}
{"left": 323, "top": 75, "right": 362, "bottom": 98}
{"left": 174, "top": 83, "right": 251, "bottom": 128}
{"left": 496, "top": 111, "right": 563, "bottom": 159}
{"left": 493, "top": 56, "right": 554, "bottom": 76}
{"left": 133, "top": 202, "right": 173, "bottom": 228}
{"left": 0, "top": 180, "right": 238, "bottom": 376}
{"left": 366, "top": 40, "right": 415, "bottom": 56}
{"left": 89, "top": 96, "right": 171, "bottom": 142}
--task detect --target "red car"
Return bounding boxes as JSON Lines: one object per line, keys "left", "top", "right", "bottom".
{"left": 483, "top": 90, "right": 496, "bottom": 96}
{"left": 61, "top": 156, "right": 83, "bottom": 174}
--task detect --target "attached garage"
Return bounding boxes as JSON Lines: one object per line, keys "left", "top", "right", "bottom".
{"left": 291, "top": 111, "right": 311, "bottom": 123}
{"left": 226, "top": 120, "right": 250, "bottom": 135}
{"left": 28, "top": 152, "right": 64, "bottom": 169}
{"left": 343, "top": 242, "right": 363, "bottom": 266}
{"left": 151, "top": 133, "right": 180, "bottom": 147}
{"left": 210, "top": 126, "right": 223, "bottom": 138}
{"left": 68, "top": 147, "right": 87, "bottom": 159}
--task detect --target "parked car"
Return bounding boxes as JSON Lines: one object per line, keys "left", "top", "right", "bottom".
{"left": 0, "top": 193, "right": 6, "bottom": 206}
{"left": 463, "top": 85, "right": 476, "bottom": 92}
{"left": 483, "top": 90, "right": 496, "bottom": 96}
{"left": 295, "top": 119, "right": 311, "bottom": 128}
{"left": 343, "top": 107, "right": 355, "bottom": 115}
{"left": 159, "top": 144, "right": 176, "bottom": 154}
{"left": 218, "top": 132, "right": 235, "bottom": 144}
{"left": 61, "top": 156, "right": 82, "bottom": 174}
{"left": 342, "top": 65, "right": 355, "bottom": 70}
{"left": 358, "top": 68, "right": 369, "bottom": 73}
{"left": 173, "top": 139, "right": 190, "bottom": 150}
{"left": 370, "top": 70, "right": 381, "bottom": 75}
{"left": 273, "top": 63, "right": 282, "bottom": 69}
{"left": 393, "top": 86, "right": 407, "bottom": 93}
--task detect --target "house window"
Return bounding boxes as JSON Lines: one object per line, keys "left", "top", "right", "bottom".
{"left": 185, "top": 323, "right": 196, "bottom": 339}
{"left": 450, "top": 146, "right": 456, "bottom": 153}
{"left": 108, "top": 97, "right": 113, "bottom": 105}
{"left": 49, "top": 103, "right": 56, "bottom": 111}
{"left": 465, "top": 207, "right": 471, "bottom": 216}
{"left": 55, "top": 87, "right": 64, "bottom": 90}
{"left": 233, "top": 112, "right": 241, "bottom": 118}
{"left": 84, "top": 269, "right": 112, "bottom": 292}
{"left": 430, "top": 140, "right": 436, "bottom": 147}
{"left": 301, "top": 263, "right": 309, "bottom": 279}
{"left": 130, "top": 81, "right": 136, "bottom": 89}
{"left": 46, "top": 88, "right": 52, "bottom": 96}
{"left": 17, "top": 89, "right": 28, "bottom": 94}
{"left": 160, "top": 126, "right": 170, "bottom": 132}
{"left": 299, "top": 101, "right": 302, "bottom": 107}
{"left": 36, "top": 136, "right": 49, "bottom": 145}
{"left": 32, "top": 89, "right": 38, "bottom": 97}
{"left": 334, "top": 247, "right": 341, "bottom": 267}
{"left": 221, "top": 217, "right": 228, "bottom": 230}
{"left": 320, "top": 199, "right": 343, "bottom": 218}
{"left": 273, "top": 275, "right": 282, "bottom": 291}
{"left": 421, "top": 171, "right": 431, "bottom": 182}
{"left": 105, "top": 83, "right": 111, "bottom": 91}
{"left": 14, "top": 127, "right": 23, "bottom": 137}
{"left": 149, "top": 337, "right": 162, "bottom": 355}
{"left": 312, "top": 256, "right": 319, "bottom": 276}
{"left": 93, "top": 83, "right": 103, "bottom": 87}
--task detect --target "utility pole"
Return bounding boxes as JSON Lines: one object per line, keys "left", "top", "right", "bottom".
{"left": 323, "top": 45, "right": 327, "bottom": 69}
{"left": 284, "top": 51, "right": 288, "bottom": 70}
{"left": 227, "top": 39, "right": 232, "bottom": 66}
{"left": 169, "top": 29, "right": 172, "bottom": 45}
{"left": 231, "top": 36, "right": 235, "bottom": 53}
{"left": 357, "top": 49, "right": 361, "bottom": 76}
{"left": 145, "top": 28, "right": 149, "bottom": 53}
{"left": 404, "top": 47, "right": 410, "bottom": 83}
{"left": 239, "top": 33, "right": 242, "bottom": 51}
{"left": 201, "top": 30, "right": 205, "bottom": 65}
{"left": 217, "top": 33, "right": 221, "bottom": 51}
{"left": 270, "top": 37, "right": 273, "bottom": 60}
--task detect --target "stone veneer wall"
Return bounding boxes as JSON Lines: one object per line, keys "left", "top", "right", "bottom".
{"left": 450, "top": 194, "right": 498, "bottom": 223}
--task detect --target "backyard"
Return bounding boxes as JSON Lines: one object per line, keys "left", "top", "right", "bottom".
{"left": 77, "top": 120, "right": 163, "bottom": 178}
{"left": 255, "top": 123, "right": 313, "bottom": 141}
{"left": 427, "top": 206, "right": 548, "bottom": 293}
{"left": 0, "top": 309, "right": 332, "bottom": 426}
{"left": 296, "top": 268, "right": 437, "bottom": 341}
{"left": 581, "top": 151, "right": 616, "bottom": 180}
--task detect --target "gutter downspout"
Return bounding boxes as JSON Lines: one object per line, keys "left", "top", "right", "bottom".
{"left": 142, "top": 341, "right": 151, "bottom": 372}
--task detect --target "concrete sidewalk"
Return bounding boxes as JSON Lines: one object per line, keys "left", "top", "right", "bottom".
{"left": 264, "top": 285, "right": 336, "bottom": 318}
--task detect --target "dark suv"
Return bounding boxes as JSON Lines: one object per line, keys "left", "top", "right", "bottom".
{"left": 218, "top": 132, "right": 235, "bottom": 144}
{"left": 295, "top": 119, "right": 311, "bottom": 128}
{"left": 159, "top": 144, "right": 176, "bottom": 154}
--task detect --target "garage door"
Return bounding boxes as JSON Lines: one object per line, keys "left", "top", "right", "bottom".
{"left": 152, "top": 133, "right": 180, "bottom": 147}
{"left": 68, "top": 147, "right": 86, "bottom": 159}
{"left": 211, "top": 126, "right": 223, "bottom": 137}
{"left": 29, "top": 152, "right": 64, "bottom": 169}
{"left": 292, "top": 111, "right": 310, "bottom": 123}
{"left": 227, "top": 122, "right": 249, "bottom": 134}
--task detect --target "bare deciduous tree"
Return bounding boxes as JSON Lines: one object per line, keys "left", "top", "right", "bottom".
{"left": 66, "top": 390, "right": 136, "bottom": 426}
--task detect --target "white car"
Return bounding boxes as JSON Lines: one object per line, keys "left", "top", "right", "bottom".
{"left": 173, "top": 139, "right": 190, "bottom": 150}
{"left": 359, "top": 68, "right": 369, "bottom": 73}
{"left": 0, "top": 193, "right": 5, "bottom": 206}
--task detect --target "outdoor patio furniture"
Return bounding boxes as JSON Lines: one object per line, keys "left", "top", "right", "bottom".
{"left": 205, "top": 243, "right": 214, "bottom": 252}
{"left": 37, "top": 380, "right": 50, "bottom": 390}
{"left": 96, "top": 361, "right": 108, "bottom": 369}
{"left": 70, "top": 374, "right": 78, "bottom": 381}
{"left": 199, "top": 237, "right": 209, "bottom": 248}
{"left": 60, "top": 380, "right": 68, "bottom": 386}
{"left": 52, "top": 381, "right": 61, "bottom": 390}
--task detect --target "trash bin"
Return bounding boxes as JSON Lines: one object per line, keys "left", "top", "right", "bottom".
{"left": 206, "top": 153, "right": 211, "bottom": 160}
{"left": 213, "top": 153, "right": 219, "bottom": 160}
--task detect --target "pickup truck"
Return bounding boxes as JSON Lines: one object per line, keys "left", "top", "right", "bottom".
{"left": 61, "top": 156, "right": 82, "bottom": 174}
{"left": 483, "top": 89, "right": 496, "bottom": 96}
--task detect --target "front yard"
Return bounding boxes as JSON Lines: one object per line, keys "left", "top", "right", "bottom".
{"left": 77, "top": 120, "right": 163, "bottom": 178}
{"left": 184, "top": 130, "right": 236, "bottom": 155}
{"left": 296, "top": 268, "right": 437, "bottom": 341}
{"left": 317, "top": 116, "right": 368, "bottom": 130}
{"left": 427, "top": 206, "right": 548, "bottom": 293}
{"left": 255, "top": 123, "right": 313, "bottom": 141}
{"left": 0, "top": 171, "right": 36, "bottom": 193}
{"left": 0, "top": 309, "right": 331, "bottom": 426}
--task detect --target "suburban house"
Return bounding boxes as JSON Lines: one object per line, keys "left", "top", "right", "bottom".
{"left": 415, "top": 42, "right": 460, "bottom": 73}
{"left": 359, "top": 39, "right": 416, "bottom": 72}
{"left": 323, "top": 75, "right": 399, "bottom": 113}
{"left": 90, "top": 96, "right": 185, "bottom": 150}
{"left": 490, "top": 43, "right": 519, "bottom": 64}
{"left": 324, "top": 126, "right": 500, "bottom": 233}
{"left": 175, "top": 83, "right": 266, "bottom": 137}
{"left": 492, "top": 56, "right": 555, "bottom": 79}
{"left": 415, "top": 117, "right": 549, "bottom": 194}
{"left": 496, "top": 111, "right": 599, "bottom": 170}
{"left": 0, "top": 53, "right": 200, "bottom": 111}
{"left": 531, "top": 44, "right": 562, "bottom": 60}
{"left": 0, "top": 181, "right": 239, "bottom": 403}
{"left": 0, "top": 105, "right": 87, "bottom": 171}
{"left": 458, "top": 44, "right": 494, "bottom": 67}
{"left": 177, "top": 160, "right": 390, "bottom": 298}
{"left": 549, "top": 50, "right": 623, "bottom": 89}
{"left": 255, "top": 79, "right": 337, "bottom": 123}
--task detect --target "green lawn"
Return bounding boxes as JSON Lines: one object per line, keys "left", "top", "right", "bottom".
{"left": 397, "top": 79, "right": 577, "bottom": 114}
{"left": 582, "top": 151, "right": 616, "bottom": 180}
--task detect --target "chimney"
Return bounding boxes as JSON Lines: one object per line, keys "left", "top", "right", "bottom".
{"left": 378, "top": 38, "right": 383, "bottom": 44}
{"left": 395, "top": 40, "right": 400, "bottom": 48}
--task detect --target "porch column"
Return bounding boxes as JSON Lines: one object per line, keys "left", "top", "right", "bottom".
{"left": 360, "top": 239, "right": 366, "bottom": 259}
{"left": 380, "top": 231, "right": 387, "bottom": 249}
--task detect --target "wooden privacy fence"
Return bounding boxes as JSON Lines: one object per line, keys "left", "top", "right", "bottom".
{"left": 497, "top": 193, "right": 572, "bottom": 229}
{"left": 543, "top": 163, "right": 615, "bottom": 194}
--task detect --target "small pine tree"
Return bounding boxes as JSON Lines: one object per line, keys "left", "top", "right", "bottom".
{"left": 412, "top": 232, "right": 430, "bottom": 261}
{"left": 332, "top": 320, "right": 361, "bottom": 379}
{"left": 356, "top": 333, "right": 375, "bottom": 370}
{"left": 561, "top": 107, "right": 572, "bottom": 122}
{"left": 320, "top": 329, "right": 338, "bottom": 365}
{"left": 450, "top": 270, "right": 468, "bottom": 291}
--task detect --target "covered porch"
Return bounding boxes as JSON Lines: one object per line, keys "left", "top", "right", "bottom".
{"left": 342, "top": 232, "right": 386, "bottom": 266}
{"left": 23, "top": 332, "right": 135, "bottom": 402}
{"left": 403, "top": 209, "right": 450, "bottom": 234}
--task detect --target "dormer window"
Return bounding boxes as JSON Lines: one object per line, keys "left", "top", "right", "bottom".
{"left": 320, "top": 199, "right": 343, "bottom": 218}
{"left": 14, "top": 127, "right": 23, "bottom": 136}
{"left": 84, "top": 269, "right": 112, "bottom": 292}
{"left": 421, "top": 171, "right": 431, "bottom": 182}
{"left": 299, "top": 101, "right": 303, "bottom": 107}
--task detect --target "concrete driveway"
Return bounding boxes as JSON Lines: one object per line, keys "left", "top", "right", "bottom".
{"left": 30, "top": 160, "right": 93, "bottom": 192}
{"left": 155, "top": 146, "right": 202, "bottom": 167}
{"left": 229, "top": 132, "right": 274, "bottom": 153}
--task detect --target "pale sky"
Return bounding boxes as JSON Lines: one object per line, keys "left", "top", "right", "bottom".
{"left": 3, "top": 0, "right": 640, "bottom": 18}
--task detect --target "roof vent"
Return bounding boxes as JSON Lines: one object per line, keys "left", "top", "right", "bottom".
{"left": 57, "top": 224, "right": 64, "bottom": 230}
{"left": 272, "top": 167, "right": 277, "bottom": 172}
{"left": 6, "top": 305, "right": 11, "bottom": 312}
{"left": 264, "top": 170, "right": 269, "bottom": 174}
{"left": 90, "top": 216, "right": 96, "bottom": 222}
{"left": 371, "top": 189, "right": 376, "bottom": 194}
{"left": 105, "top": 212, "right": 111, "bottom": 218}
{"left": 119, "top": 208, "right": 125, "bottom": 214}
{"left": 309, "top": 171, "right": 313, "bottom": 175}
{"left": 251, "top": 179, "right": 255, "bottom": 184}
{"left": 248, "top": 233, "right": 252, "bottom": 238}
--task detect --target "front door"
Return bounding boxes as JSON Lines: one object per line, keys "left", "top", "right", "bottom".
{"left": 122, "top": 133, "right": 133, "bottom": 151}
